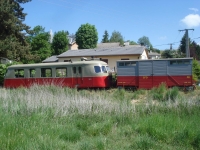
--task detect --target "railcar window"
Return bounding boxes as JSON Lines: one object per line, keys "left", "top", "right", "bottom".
{"left": 170, "top": 61, "right": 177, "bottom": 65}
{"left": 183, "top": 60, "right": 190, "bottom": 64}
{"left": 56, "top": 68, "right": 67, "bottom": 77}
{"left": 125, "top": 62, "right": 136, "bottom": 66}
{"left": 170, "top": 60, "right": 190, "bottom": 65}
{"left": 78, "top": 67, "right": 82, "bottom": 74}
{"left": 118, "top": 62, "right": 124, "bottom": 66}
{"left": 73, "top": 67, "right": 76, "bottom": 74}
{"left": 106, "top": 66, "right": 111, "bottom": 72}
{"left": 177, "top": 60, "right": 182, "bottom": 64}
{"left": 94, "top": 66, "right": 101, "bottom": 73}
{"left": 41, "top": 68, "right": 52, "bottom": 77}
{"left": 101, "top": 66, "right": 107, "bottom": 73}
{"left": 15, "top": 69, "right": 24, "bottom": 78}
{"left": 30, "top": 69, "right": 36, "bottom": 77}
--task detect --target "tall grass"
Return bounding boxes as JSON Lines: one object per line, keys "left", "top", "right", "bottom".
{"left": 0, "top": 85, "right": 200, "bottom": 149}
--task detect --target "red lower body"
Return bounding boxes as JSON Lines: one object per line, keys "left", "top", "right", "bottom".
{"left": 4, "top": 76, "right": 110, "bottom": 88}
{"left": 117, "top": 75, "right": 193, "bottom": 89}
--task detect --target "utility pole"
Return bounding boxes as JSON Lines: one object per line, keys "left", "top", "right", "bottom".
{"left": 168, "top": 43, "right": 175, "bottom": 50}
{"left": 179, "top": 29, "right": 194, "bottom": 57}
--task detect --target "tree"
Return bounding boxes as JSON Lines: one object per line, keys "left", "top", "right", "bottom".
{"left": 52, "top": 31, "right": 69, "bottom": 55}
{"left": 101, "top": 30, "right": 109, "bottom": 43}
{"left": 190, "top": 41, "right": 200, "bottom": 60}
{"left": 128, "top": 40, "right": 137, "bottom": 45}
{"left": 109, "top": 31, "right": 124, "bottom": 45}
{"left": 29, "top": 26, "right": 52, "bottom": 62}
{"left": 161, "top": 50, "right": 178, "bottom": 58}
{"left": 179, "top": 33, "right": 192, "bottom": 55}
{"left": 137, "top": 36, "right": 151, "bottom": 48}
{"left": 75, "top": 23, "right": 98, "bottom": 49}
{"left": 0, "top": 0, "right": 33, "bottom": 62}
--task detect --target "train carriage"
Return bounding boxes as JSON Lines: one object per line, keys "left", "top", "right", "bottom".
{"left": 116, "top": 58, "right": 193, "bottom": 89}
{"left": 4, "top": 60, "right": 111, "bottom": 88}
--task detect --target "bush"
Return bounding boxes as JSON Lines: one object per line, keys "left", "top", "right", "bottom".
{"left": 151, "top": 83, "right": 167, "bottom": 101}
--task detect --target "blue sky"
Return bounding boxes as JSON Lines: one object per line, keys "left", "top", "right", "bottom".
{"left": 22, "top": 0, "right": 200, "bottom": 50}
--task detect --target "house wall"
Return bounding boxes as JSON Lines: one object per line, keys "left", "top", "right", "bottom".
{"left": 69, "top": 43, "right": 78, "bottom": 50}
{"left": 58, "top": 55, "right": 142, "bottom": 71}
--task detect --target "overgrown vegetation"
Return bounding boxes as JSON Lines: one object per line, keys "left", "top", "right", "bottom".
{"left": 0, "top": 85, "right": 200, "bottom": 149}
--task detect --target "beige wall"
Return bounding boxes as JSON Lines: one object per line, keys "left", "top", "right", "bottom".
{"left": 69, "top": 43, "right": 78, "bottom": 50}
{"left": 58, "top": 54, "right": 145, "bottom": 71}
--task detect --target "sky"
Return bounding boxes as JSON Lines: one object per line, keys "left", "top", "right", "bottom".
{"left": 22, "top": 0, "right": 200, "bottom": 50}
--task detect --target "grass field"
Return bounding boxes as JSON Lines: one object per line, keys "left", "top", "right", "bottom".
{"left": 0, "top": 85, "right": 200, "bottom": 150}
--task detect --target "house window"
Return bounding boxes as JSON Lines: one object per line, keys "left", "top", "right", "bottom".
{"left": 100, "top": 58, "right": 108, "bottom": 64}
{"left": 121, "top": 58, "right": 129, "bottom": 60}
{"left": 64, "top": 60, "right": 71, "bottom": 62}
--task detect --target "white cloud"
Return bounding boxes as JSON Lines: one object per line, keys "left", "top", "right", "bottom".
{"left": 189, "top": 8, "right": 199, "bottom": 12}
{"left": 159, "top": 36, "right": 167, "bottom": 40}
{"left": 181, "top": 14, "right": 200, "bottom": 27}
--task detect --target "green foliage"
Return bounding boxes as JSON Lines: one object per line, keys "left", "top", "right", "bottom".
{"left": 0, "top": 62, "right": 17, "bottom": 86}
{"left": 101, "top": 30, "right": 109, "bottom": 43}
{"left": 0, "top": 85, "right": 200, "bottom": 149}
{"left": 161, "top": 49, "right": 182, "bottom": 58}
{"left": 151, "top": 83, "right": 167, "bottom": 101}
{"left": 129, "top": 40, "right": 137, "bottom": 45}
{"left": 165, "top": 87, "right": 180, "bottom": 101}
{"left": 52, "top": 31, "right": 69, "bottom": 55}
{"left": 0, "top": 0, "right": 32, "bottom": 62}
{"left": 109, "top": 30, "right": 124, "bottom": 45}
{"left": 137, "top": 36, "right": 151, "bottom": 48}
{"left": 30, "top": 26, "right": 52, "bottom": 62}
{"left": 75, "top": 23, "right": 98, "bottom": 49}
{"left": 192, "top": 59, "right": 200, "bottom": 81}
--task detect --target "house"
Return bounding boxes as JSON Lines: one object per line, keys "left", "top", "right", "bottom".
{"left": 42, "top": 55, "right": 58, "bottom": 63}
{"left": 148, "top": 51, "right": 161, "bottom": 59}
{"left": 68, "top": 35, "right": 78, "bottom": 50}
{"left": 57, "top": 44, "right": 148, "bottom": 70}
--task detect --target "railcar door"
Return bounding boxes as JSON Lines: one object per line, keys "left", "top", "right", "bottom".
{"left": 138, "top": 61, "right": 153, "bottom": 89}
{"left": 152, "top": 60, "right": 167, "bottom": 87}
{"left": 72, "top": 66, "right": 83, "bottom": 88}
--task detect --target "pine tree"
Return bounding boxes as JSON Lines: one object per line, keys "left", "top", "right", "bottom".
{"left": 0, "top": 0, "right": 33, "bottom": 63}
{"left": 101, "top": 30, "right": 109, "bottom": 43}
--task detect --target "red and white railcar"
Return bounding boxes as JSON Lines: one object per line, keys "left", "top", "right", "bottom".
{"left": 4, "top": 60, "right": 111, "bottom": 88}
{"left": 116, "top": 58, "right": 193, "bottom": 89}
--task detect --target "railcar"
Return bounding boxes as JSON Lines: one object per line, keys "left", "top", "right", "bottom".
{"left": 4, "top": 60, "right": 111, "bottom": 88}
{"left": 116, "top": 58, "right": 194, "bottom": 89}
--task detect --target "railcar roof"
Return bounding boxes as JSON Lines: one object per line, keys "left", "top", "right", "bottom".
{"left": 117, "top": 58, "right": 193, "bottom": 62}
{"left": 8, "top": 60, "right": 107, "bottom": 69}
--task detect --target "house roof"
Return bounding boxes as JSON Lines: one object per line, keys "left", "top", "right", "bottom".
{"left": 42, "top": 55, "right": 58, "bottom": 63}
{"left": 57, "top": 45, "right": 146, "bottom": 58}
{"left": 148, "top": 52, "right": 161, "bottom": 56}
{"left": 97, "top": 42, "right": 120, "bottom": 48}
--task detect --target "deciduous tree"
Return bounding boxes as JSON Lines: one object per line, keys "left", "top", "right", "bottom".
{"left": 75, "top": 23, "right": 98, "bottom": 49}
{"left": 109, "top": 31, "right": 124, "bottom": 45}
{"left": 137, "top": 36, "right": 151, "bottom": 48}
{"left": 52, "top": 31, "right": 69, "bottom": 55}
{"left": 29, "top": 26, "right": 52, "bottom": 62}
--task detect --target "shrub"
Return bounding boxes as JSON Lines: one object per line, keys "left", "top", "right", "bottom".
{"left": 151, "top": 83, "right": 167, "bottom": 101}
